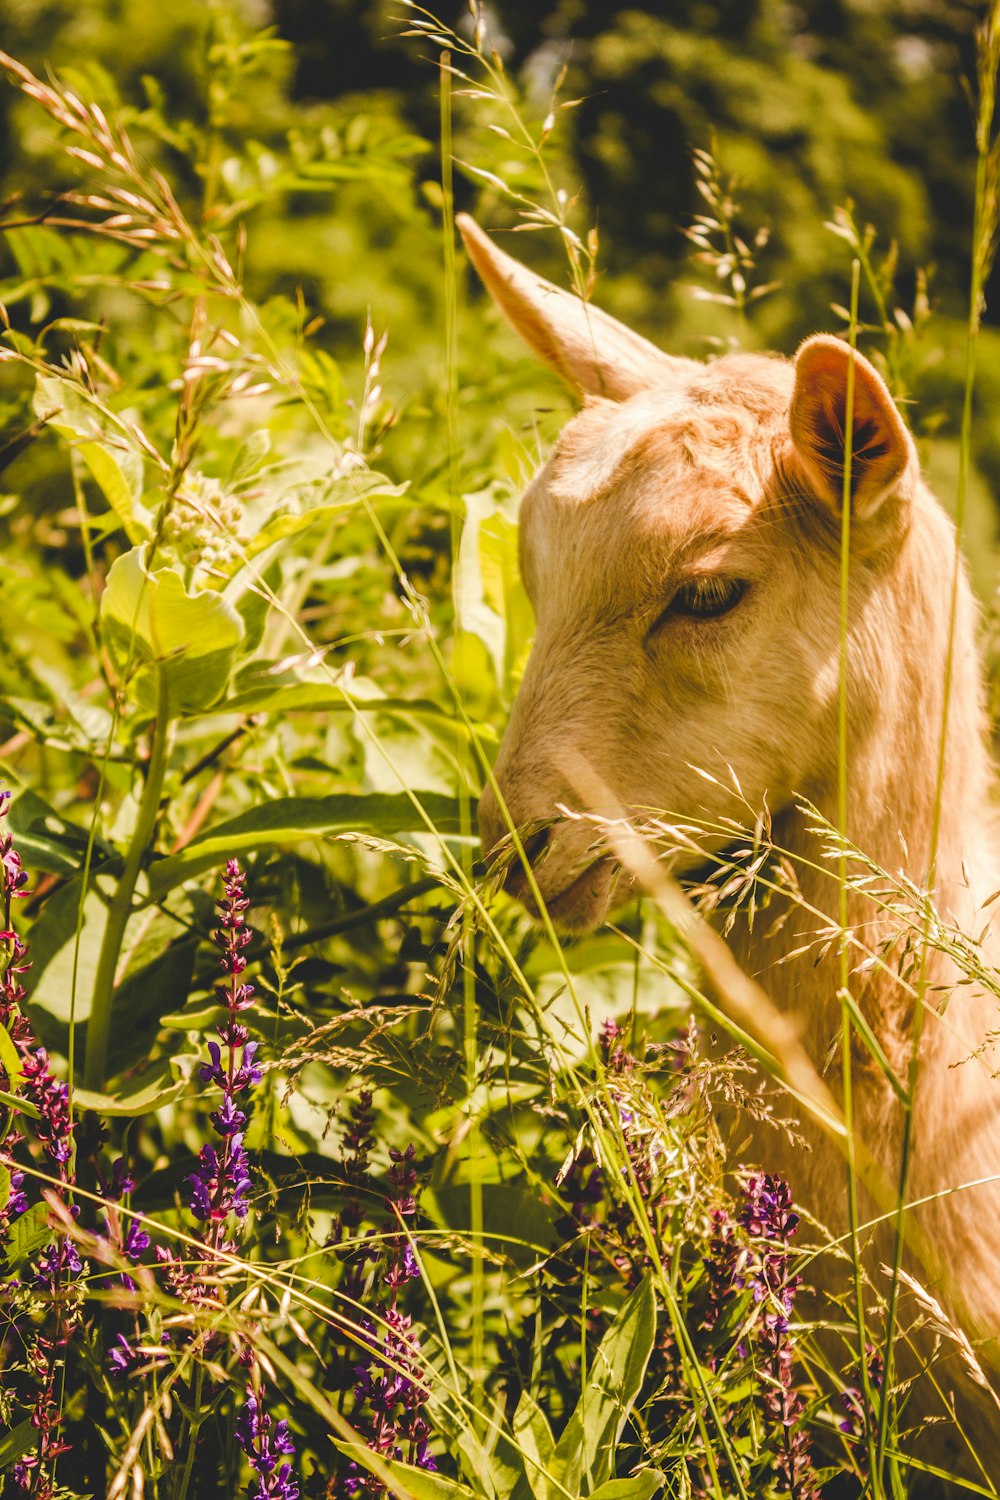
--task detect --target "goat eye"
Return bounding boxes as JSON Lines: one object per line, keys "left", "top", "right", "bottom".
{"left": 666, "top": 576, "right": 747, "bottom": 620}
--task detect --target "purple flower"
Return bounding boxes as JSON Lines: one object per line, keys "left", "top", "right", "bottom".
{"left": 840, "top": 1344, "right": 886, "bottom": 1439}
{"left": 32, "top": 1234, "right": 83, "bottom": 1288}
{"left": 122, "top": 1218, "right": 151, "bottom": 1261}
{"left": 188, "top": 1134, "right": 253, "bottom": 1223}
{"left": 211, "top": 1093, "right": 248, "bottom": 1137}
{"left": 0, "top": 787, "right": 28, "bottom": 905}
{"left": 102, "top": 1157, "right": 136, "bottom": 1202}
{"left": 2, "top": 1160, "right": 27, "bottom": 1222}
{"left": 188, "top": 862, "right": 260, "bottom": 1241}
{"left": 20, "top": 1049, "right": 75, "bottom": 1167}
{"left": 740, "top": 1173, "right": 800, "bottom": 1241}
{"left": 237, "top": 1387, "right": 299, "bottom": 1499}
{"left": 108, "top": 1333, "right": 138, "bottom": 1377}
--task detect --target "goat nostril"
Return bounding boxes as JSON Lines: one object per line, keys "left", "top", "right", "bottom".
{"left": 504, "top": 826, "right": 550, "bottom": 896}
{"left": 519, "top": 828, "right": 550, "bottom": 864}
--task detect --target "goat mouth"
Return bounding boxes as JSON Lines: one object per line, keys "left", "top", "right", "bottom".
{"left": 529, "top": 857, "right": 618, "bottom": 932}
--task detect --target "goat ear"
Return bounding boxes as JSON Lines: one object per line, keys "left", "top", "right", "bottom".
{"left": 789, "top": 335, "right": 916, "bottom": 519}
{"left": 457, "top": 214, "right": 696, "bottom": 401}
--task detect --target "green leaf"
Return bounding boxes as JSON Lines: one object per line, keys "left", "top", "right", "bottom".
{"left": 455, "top": 483, "right": 534, "bottom": 693}
{"left": 25, "top": 874, "right": 197, "bottom": 1075}
{"left": 101, "top": 549, "right": 245, "bottom": 713}
{"left": 0, "top": 1091, "right": 39, "bottom": 1120}
{"left": 4, "top": 789, "right": 114, "bottom": 877}
{"left": 148, "top": 791, "right": 464, "bottom": 897}
{"left": 217, "top": 674, "right": 478, "bottom": 729}
{"left": 35, "top": 373, "right": 150, "bottom": 543}
{"left": 333, "top": 1444, "right": 475, "bottom": 1500}
{"left": 552, "top": 1275, "right": 656, "bottom": 1494}
{"left": 0, "top": 1163, "right": 9, "bottom": 1215}
{"left": 5, "top": 1204, "right": 51, "bottom": 1275}
{"left": 0, "top": 1419, "right": 37, "bottom": 1470}
{"left": 0, "top": 1023, "right": 24, "bottom": 1093}
{"left": 73, "top": 1068, "right": 186, "bottom": 1117}
{"left": 509, "top": 1389, "right": 557, "bottom": 1500}
{"left": 216, "top": 470, "right": 409, "bottom": 580}
{"left": 228, "top": 429, "right": 271, "bottom": 484}
{"left": 589, "top": 1476, "right": 665, "bottom": 1500}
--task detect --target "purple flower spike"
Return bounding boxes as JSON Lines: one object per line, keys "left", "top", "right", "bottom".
{"left": 237, "top": 1386, "right": 300, "bottom": 1499}
{"left": 188, "top": 861, "right": 261, "bottom": 1243}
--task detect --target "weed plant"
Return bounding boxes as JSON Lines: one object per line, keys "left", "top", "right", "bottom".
{"left": 0, "top": 2, "right": 998, "bottom": 1496}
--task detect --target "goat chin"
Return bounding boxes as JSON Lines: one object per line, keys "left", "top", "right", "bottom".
{"left": 517, "top": 855, "right": 624, "bottom": 933}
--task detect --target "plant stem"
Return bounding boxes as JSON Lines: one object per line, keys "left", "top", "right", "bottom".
{"left": 85, "top": 668, "right": 171, "bottom": 1091}
{"left": 837, "top": 258, "right": 883, "bottom": 1494}
{"left": 172, "top": 1365, "right": 205, "bottom": 1500}
{"left": 440, "top": 45, "right": 487, "bottom": 1428}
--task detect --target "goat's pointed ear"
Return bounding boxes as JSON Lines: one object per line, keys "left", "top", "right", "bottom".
{"left": 789, "top": 335, "right": 917, "bottom": 519}
{"left": 457, "top": 213, "right": 696, "bottom": 401}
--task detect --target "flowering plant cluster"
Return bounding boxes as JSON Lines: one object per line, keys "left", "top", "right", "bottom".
{"left": 326, "top": 1095, "right": 434, "bottom": 1497}
{"left": 0, "top": 792, "right": 300, "bottom": 1498}
{"left": 0, "top": 786, "right": 81, "bottom": 1493}
{"left": 549, "top": 1018, "right": 824, "bottom": 1497}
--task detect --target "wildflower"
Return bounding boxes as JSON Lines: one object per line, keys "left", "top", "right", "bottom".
{"left": 0, "top": 790, "right": 80, "bottom": 1494}
{"left": 188, "top": 860, "right": 260, "bottom": 1242}
{"left": 1, "top": 786, "right": 32, "bottom": 1048}
{"left": 0, "top": 787, "right": 28, "bottom": 904}
{"left": 739, "top": 1173, "right": 819, "bottom": 1499}
{"left": 236, "top": 1385, "right": 300, "bottom": 1500}
{"left": 840, "top": 1344, "right": 886, "bottom": 1439}
{"left": 700, "top": 1208, "right": 744, "bottom": 1336}
{"left": 161, "top": 471, "right": 244, "bottom": 572}
{"left": 188, "top": 1134, "right": 254, "bottom": 1223}
{"left": 334, "top": 1090, "right": 376, "bottom": 1245}
{"left": 20, "top": 1049, "right": 75, "bottom": 1168}
{"left": 108, "top": 1332, "right": 138, "bottom": 1377}
{"left": 332, "top": 1122, "right": 434, "bottom": 1495}
{"left": 184, "top": 863, "right": 300, "bottom": 1498}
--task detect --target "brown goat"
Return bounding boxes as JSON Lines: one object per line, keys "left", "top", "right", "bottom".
{"left": 462, "top": 214, "right": 1000, "bottom": 1480}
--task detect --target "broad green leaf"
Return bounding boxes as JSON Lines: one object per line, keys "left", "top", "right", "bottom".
{"left": 4, "top": 789, "right": 115, "bottom": 877}
{"left": 0, "top": 1023, "right": 24, "bottom": 1093}
{"left": 230, "top": 560, "right": 281, "bottom": 656}
{"left": 228, "top": 429, "right": 271, "bottom": 484}
{"left": 5, "top": 1203, "right": 51, "bottom": 1274}
{"left": 0, "top": 1420, "right": 37, "bottom": 1470}
{"left": 148, "top": 791, "right": 464, "bottom": 897}
{"left": 217, "top": 674, "right": 480, "bottom": 730}
{"left": 334, "top": 1443, "right": 475, "bottom": 1500}
{"left": 510, "top": 1389, "right": 557, "bottom": 1500}
{"left": 26, "top": 874, "right": 197, "bottom": 1075}
{"left": 35, "top": 372, "right": 151, "bottom": 542}
{"left": 455, "top": 483, "right": 533, "bottom": 693}
{"left": 552, "top": 1275, "right": 656, "bottom": 1495}
{"left": 101, "top": 548, "right": 245, "bottom": 713}
{"left": 26, "top": 884, "right": 107, "bottom": 1029}
{"left": 589, "top": 1476, "right": 666, "bottom": 1500}
{"left": 73, "top": 1068, "right": 186, "bottom": 1117}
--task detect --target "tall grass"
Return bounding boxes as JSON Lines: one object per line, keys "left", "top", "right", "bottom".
{"left": 0, "top": 2, "right": 997, "bottom": 1497}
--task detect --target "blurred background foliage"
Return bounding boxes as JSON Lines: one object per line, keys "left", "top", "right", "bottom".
{"left": 3, "top": 1, "right": 1000, "bottom": 557}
